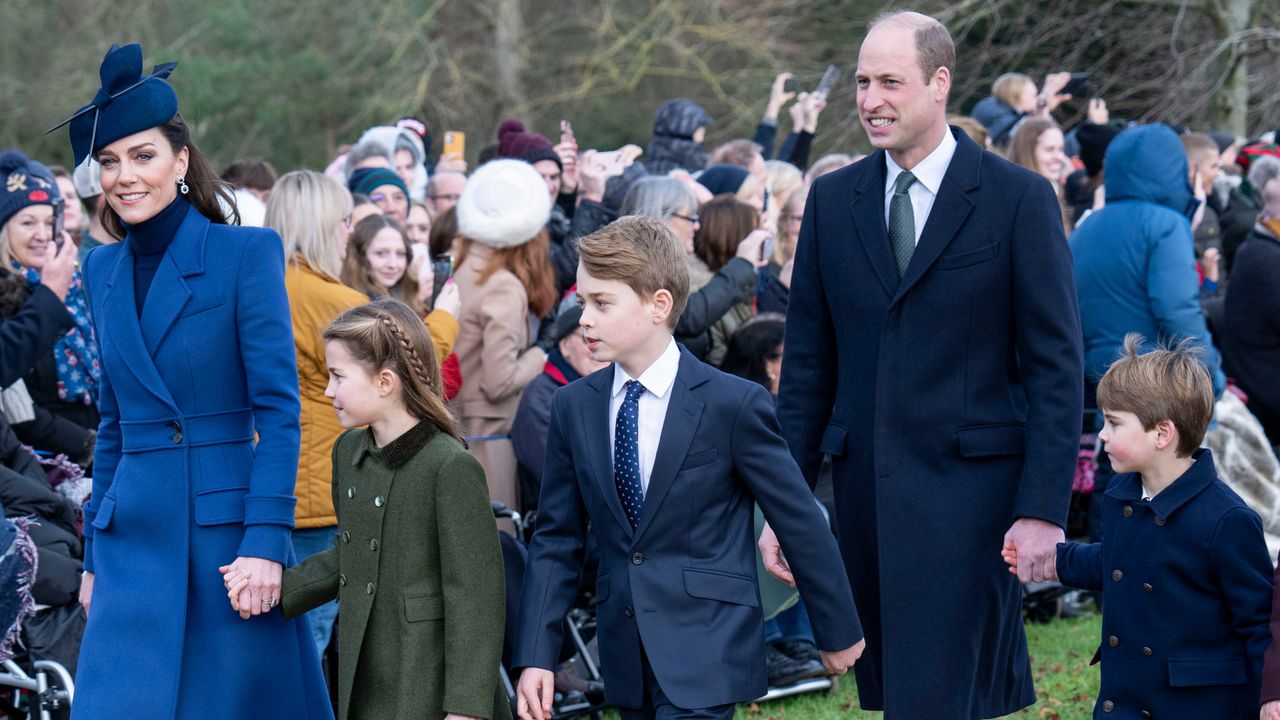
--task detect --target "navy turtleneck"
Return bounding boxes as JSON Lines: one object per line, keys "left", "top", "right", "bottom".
{"left": 124, "top": 195, "right": 190, "bottom": 314}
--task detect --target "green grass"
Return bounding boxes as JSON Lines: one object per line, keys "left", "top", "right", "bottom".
{"left": 740, "top": 614, "right": 1103, "bottom": 720}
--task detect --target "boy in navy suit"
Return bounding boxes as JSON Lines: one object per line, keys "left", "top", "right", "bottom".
{"left": 1004, "top": 334, "right": 1273, "bottom": 719}
{"left": 513, "top": 217, "right": 863, "bottom": 720}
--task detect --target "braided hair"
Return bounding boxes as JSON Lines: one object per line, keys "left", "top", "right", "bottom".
{"left": 323, "top": 297, "right": 460, "bottom": 441}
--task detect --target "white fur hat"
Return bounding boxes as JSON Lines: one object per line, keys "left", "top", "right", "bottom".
{"left": 456, "top": 159, "right": 552, "bottom": 249}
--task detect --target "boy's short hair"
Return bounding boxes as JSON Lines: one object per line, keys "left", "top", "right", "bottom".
{"left": 578, "top": 216, "right": 689, "bottom": 330}
{"left": 1096, "top": 333, "right": 1214, "bottom": 457}
{"left": 1180, "top": 132, "right": 1219, "bottom": 167}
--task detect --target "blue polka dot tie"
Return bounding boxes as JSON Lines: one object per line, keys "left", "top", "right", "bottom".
{"left": 889, "top": 170, "right": 917, "bottom": 277}
{"left": 614, "top": 380, "right": 646, "bottom": 529}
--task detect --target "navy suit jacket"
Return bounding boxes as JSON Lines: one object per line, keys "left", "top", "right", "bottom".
{"left": 514, "top": 347, "right": 860, "bottom": 709}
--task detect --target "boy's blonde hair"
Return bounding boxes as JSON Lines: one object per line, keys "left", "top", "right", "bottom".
{"left": 1096, "top": 334, "right": 1214, "bottom": 457}
{"left": 577, "top": 216, "right": 689, "bottom": 330}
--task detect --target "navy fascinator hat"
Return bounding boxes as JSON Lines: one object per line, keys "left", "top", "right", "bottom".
{"left": 47, "top": 43, "right": 179, "bottom": 169}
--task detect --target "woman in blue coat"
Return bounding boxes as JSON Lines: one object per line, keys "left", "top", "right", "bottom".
{"left": 55, "top": 44, "right": 332, "bottom": 719}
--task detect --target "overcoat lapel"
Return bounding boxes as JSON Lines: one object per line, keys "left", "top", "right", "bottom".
{"left": 140, "top": 207, "right": 208, "bottom": 355}
{"left": 850, "top": 155, "right": 899, "bottom": 298}
{"left": 894, "top": 129, "right": 981, "bottom": 301}
{"left": 583, "top": 369, "right": 634, "bottom": 536}
{"left": 633, "top": 351, "right": 705, "bottom": 542}
{"left": 101, "top": 242, "right": 179, "bottom": 412}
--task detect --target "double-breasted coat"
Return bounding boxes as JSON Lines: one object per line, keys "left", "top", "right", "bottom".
{"left": 777, "top": 128, "right": 1084, "bottom": 718}
{"left": 73, "top": 206, "right": 332, "bottom": 719}
{"left": 282, "top": 424, "right": 510, "bottom": 720}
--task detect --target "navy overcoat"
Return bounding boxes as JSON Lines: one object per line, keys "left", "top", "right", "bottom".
{"left": 72, "top": 206, "right": 332, "bottom": 719}
{"left": 777, "top": 128, "right": 1084, "bottom": 718}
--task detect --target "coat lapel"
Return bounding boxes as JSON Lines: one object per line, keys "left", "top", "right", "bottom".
{"left": 139, "top": 206, "right": 208, "bottom": 355}
{"left": 850, "top": 153, "right": 899, "bottom": 298}
{"left": 893, "top": 128, "right": 981, "bottom": 301}
{"left": 101, "top": 242, "right": 179, "bottom": 412}
{"left": 583, "top": 368, "right": 634, "bottom": 536}
{"left": 634, "top": 350, "right": 706, "bottom": 542}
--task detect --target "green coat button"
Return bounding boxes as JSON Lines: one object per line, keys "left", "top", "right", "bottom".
{"left": 347, "top": 487, "right": 355, "bottom": 499}
{"left": 366, "top": 582, "right": 375, "bottom": 594}
{"left": 338, "top": 573, "right": 347, "bottom": 586}
{"left": 375, "top": 496, "right": 385, "bottom": 507}
{"left": 370, "top": 539, "right": 379, "bottom": 551}
{"left": 342, "top": 532, "right": 351, "bottom": 543}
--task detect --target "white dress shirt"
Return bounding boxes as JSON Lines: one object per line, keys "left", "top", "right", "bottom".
{"left": 608, "top": 339, "right": 681, "bottom": 495}
{"left": 884, "top": 129, "right": 958, "bottom": 245}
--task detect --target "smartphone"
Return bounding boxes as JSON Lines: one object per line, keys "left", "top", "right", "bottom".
{"left": 761, "top": 235, "right": 775, "bottom": 263}
{"left": 814, "top": 64, "right": 840, "bottom": 100}
{"left": 431, "top": 254, "right": 453, "bottom": 301}
{"left": 443, "top": 131, "right": 465, "bottom": 160}
{"left": 1061, "top": 72, "right": 1092, "bottom": 98}
{"left": 560, "top": 119, "right": 575, "bottom": 144}
{"left": 51, "top": 197, "right": 65, "bottom": 249}
{"left": 783, "top": 78, "right": 798, "bottom": 94}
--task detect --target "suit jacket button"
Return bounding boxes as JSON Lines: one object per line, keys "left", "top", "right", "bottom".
{"left": 1123, "top": 505, "right": 1133, "bottom": 517}
{"left": 1108, "top": 635, "right": 1119, "bottom": 647}
{"left": 624, "top": 605, "right": 635, "bottom": 617}
{"left": 1102, "top": 700, "right": 1114, "bottom": 712}
{"left": 374, "top": 495, "right": 385, "bottom": 507}
{"left": 1154, "top": 517, "right": 1166, "bottom": 526}
{"left": 366, "top": 582, "right": 375, "bottom": 594}
{"left": 338, "top": 574, "right": 347, "bottom": 586}
{"left": 1141, "top": 711, "right": 1151, "bottom": 719}
{"left": 631, "top": 552, "right": 644, "bottom": 565}
{"left": 1143, "top": 647, "right": 1152, "bottom": 656}
{"left": 1112, "top": 569, "right": 1124, "bottom": 581}
{"left": 1143, "top": 583, "right": 1153, "bottom": 592}
{"left": 342, "top": 532, "right": 351, "bottom": 543}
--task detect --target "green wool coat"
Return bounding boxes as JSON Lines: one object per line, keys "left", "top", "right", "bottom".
{"left": 282, "top": 422, "right": 511, "bottom": 720}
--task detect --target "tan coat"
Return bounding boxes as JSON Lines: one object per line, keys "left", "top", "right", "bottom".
{"left": 286, "top": 261, "right": 460, "bottom": 528}
{"left": 452, "top": 243, "right": 547, "bottom": 510}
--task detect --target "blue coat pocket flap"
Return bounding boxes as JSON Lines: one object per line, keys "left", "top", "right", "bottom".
{"left": 90, "top": 495, "right": 117, "bottom": 531}
{"left": 683, "top": 568, "right": 759, "bottom": 607}
{"left": 404, "top": 594, "right": 444, "bottom": 622}
{"left": 194, "top": 487, "right": 248, "bottom": 526}
{"left": 819, "top": 425, "right": 848, "bottom": 456}
{"left": 1167, "top": 657, "right": 1248, "bottom": 687}
{"left": 957, "top": 423, "right": 1026, "bottom": 457}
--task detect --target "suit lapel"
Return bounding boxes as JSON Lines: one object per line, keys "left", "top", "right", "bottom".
{"left": 894, "top": 128, "right": 981, "bottom": 301}
{"left": 634, "top": 350, "right": 706, "bottom": 542}
{"left": 140, "top": 206, "right": 208, "bottom": 355}
{"left": 101, "top": 243, "right": 179, "bottom": 412}
{"left": 850, "top": 152, "right": 899, "bottom": 298}
{"left": 583, "top": 369, "right": 634, "bottom": 536}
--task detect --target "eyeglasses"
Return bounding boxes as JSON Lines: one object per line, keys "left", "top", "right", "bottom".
{"left": 672, "top": 212, "right": 700, "bottom": 225}
{"left": 341, "top": 214, "right": 353, "bottom": 229}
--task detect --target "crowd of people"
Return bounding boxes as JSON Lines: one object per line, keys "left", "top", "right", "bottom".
{"left": 0, "top": 10, "right": 1279, "bottom": 719}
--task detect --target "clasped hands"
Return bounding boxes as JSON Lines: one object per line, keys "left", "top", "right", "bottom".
{"left": 218, "top": 557, "right": 283, "bottom": 620}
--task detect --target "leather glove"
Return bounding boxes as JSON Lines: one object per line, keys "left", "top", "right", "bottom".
{"left": 532, "top": 307, "right": 559, "bottom": 354}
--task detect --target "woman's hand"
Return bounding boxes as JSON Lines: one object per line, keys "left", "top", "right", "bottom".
{"left": 41, "top": 233, "right": 77, "bottom": 302}
{"left": 433, "top": 279, "right": 461, "bottom": 319}
{"left": 217, "top": 557, "right": 282, "bottom": 619}
{"left": 416, "top": 257, "right": 435, "bottom": 304}
{"left": 79, "top": 571, "right": 94, "bottom": 616}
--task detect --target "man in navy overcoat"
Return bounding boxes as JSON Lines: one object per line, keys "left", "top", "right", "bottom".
{"left": 767, "top": 12, "right": 1084, "bottom": 719}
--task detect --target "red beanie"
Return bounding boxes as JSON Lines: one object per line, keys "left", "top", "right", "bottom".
{"left": 497, "top": 119, "right": 560, "bottom": 169}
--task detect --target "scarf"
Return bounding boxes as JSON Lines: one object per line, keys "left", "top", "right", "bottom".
{"left": 20, "top": 265, "right": 101, "bottom": 405}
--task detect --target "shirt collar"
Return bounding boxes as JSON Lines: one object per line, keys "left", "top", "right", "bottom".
{"left": 885, "top": 127, "right": 958, "bottom": 198}
{"left": 612, "top": 338, "right": 681, "bottom": 400}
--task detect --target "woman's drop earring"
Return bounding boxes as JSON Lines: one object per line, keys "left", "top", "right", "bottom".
{"left": 178, "top": 176, "right": 190, "bottom": 195}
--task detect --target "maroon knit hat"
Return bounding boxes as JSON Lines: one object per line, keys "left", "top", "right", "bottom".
{"left": 497, "top": 119, "right": 561, "bottom": 170}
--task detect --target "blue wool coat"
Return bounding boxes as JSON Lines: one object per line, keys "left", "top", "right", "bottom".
{"left": 1057, "top": 450, "right": 1273, "bottom": 719}
{"left": 777, "top": 127, "right": 1084, "bottom": 718}
{"left": 72, "top": 206, "right": 332, "bottom": 720}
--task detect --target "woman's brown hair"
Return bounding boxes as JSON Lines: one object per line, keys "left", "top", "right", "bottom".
{"left": 427, "top": 205, "right": 458, "bottom": 258}
{"left": 1007, "top": 117, "right": 1072, "bottom": 233}
{"left": 453, "top": 229, "right": 558, "bottom": 317}
{"left": 323, "top": 297, "right": 461, "bottom": 441}
{"left": 695, "top": 195, "right": 758, "bottom": 272}
{"left": 98, "top": 113, "right": 238, "bottom": 240}
{"left": 341, "top": 214, "right": 427, "bottom": 317}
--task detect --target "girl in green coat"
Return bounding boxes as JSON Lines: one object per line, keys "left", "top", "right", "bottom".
{"left": 226, "top": 298, "right": 510, "bottom": 720}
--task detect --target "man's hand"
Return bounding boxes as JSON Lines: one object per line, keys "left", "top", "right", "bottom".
{"left": 1003, "top": 518, "right": 1063, "bottom": 583}
{"left": 1261, "top": 699, "right": 1280, "bottom": 720}
{"left": 820, "top": 639, "right": 865, "bottom": 676}
{"left": 758, "top": 522, "right": 796, "bottom": 587}
{"left": 767, "top": 72, "right": 796, "bottom": 120}
{"left": 516, "top": 668, "right": 556, "bottom": 720}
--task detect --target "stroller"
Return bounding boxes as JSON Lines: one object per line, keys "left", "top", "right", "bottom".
{"left": 0, "top": 517, "right": 74, "bottom": 720}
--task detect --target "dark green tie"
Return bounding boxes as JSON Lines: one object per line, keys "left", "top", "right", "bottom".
{"left": 889, "top": 171, "right": 917, "bottom": 277}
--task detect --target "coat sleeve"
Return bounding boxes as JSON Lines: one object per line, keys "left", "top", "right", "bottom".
{"left": 1210, "top": 507, "right": 1273, "bottom": 693}
{"left": 1008, "top": 177, "right": 1085, "bottom": 527}
{"left": 281, "top": 433, "right": 348, "bottom": 618}
{"left": 1146, "top": 215, "right": 1226, "bottom": 395}
{"left": 80, "top": 251, "right": 121, "bottom": 576}
{"left": 477, "top": 276, "right": 547, "bottom": 406}
{"left": 674, "top": 258, "right": 756, "bottom": 339}
{"left": 424, "top": 308, "right": 459, "bottom": 365}
{"left": 733, "top": 382, "right": 862, "bottom": 651}
{"left": 436, "top": 448, "right": 507, "bottom": 719}
{"left": 753, "top": 120, "right": 778, "bottom": 160}
{"left": 776, "top": 183, "right": 838, "bottom": 485}
{"left": 513, "top": 388, "right": 589, "bottom": 671}
{"left": 12, "top": 404, "right": 90, "bottom": 459}
{"left": 0, "top": 284, "right": 74, "bottom": 388}
{"left": 1055, "top": 541, "right": 1103, "bottom": 591}
{"left": 234, "top": 232, "right": 302, "bottom": 564}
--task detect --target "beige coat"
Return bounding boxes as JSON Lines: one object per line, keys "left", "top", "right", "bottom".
{"left": 452, "top": 243, "right": 547, "bottom": 510}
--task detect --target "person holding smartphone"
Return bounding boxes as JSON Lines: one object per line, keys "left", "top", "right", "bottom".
{"left": 0, "top": 150, "right": 99, "bottom": 466}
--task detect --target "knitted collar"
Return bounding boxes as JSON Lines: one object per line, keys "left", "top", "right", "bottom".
{"left": 124, "top": 195, "right": 188, "bottom": 257}
{"left": 361, "top": 419, "right": 437, "bottom": 469}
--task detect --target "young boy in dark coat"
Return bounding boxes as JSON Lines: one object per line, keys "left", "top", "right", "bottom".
{"left": 1005, "top": 334, "right": 1273, "bottom": 719}
{"left": 513, "top": 217, "right": 863, "bottom": 720}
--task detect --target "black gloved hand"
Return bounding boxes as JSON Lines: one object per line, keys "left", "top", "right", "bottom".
{"left": 532, "top": 307, "right": 559, "bottom": 354}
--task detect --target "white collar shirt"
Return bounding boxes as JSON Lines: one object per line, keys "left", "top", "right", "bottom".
{"left": 608, "top": 339, "right": 681, "bottom": 494}
{"left": 884, "top": 128, "right": 958, "bottom": 245}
